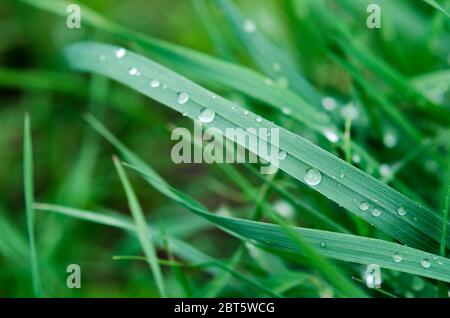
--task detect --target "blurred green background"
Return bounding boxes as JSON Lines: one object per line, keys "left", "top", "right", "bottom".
{"left": 0, "top": 0, "right": 449, "bottom": 297}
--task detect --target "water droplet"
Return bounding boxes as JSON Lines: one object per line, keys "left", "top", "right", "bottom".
{"left": 99, "top": 54, "right": 106, "bottom": 61}
{"left": 264, "top": 78, "right": 273, "bottom": 85}
{"left": 392, "top": 253, "right": 402, "bottom": 263}
{"left": 272, "top": 62, "right": 281, "bottom": 72}
{"left": 412, "top": 277, "right": 425, "bottom": 291}
{"left": 321, "top": 97, "right": 337, "bottom": 111}
{"left": 244, "top": 110, "right": 249, "bottom": 116}
{"left": 383, "top": 131, "right": 398, "bottom": 148}
{"left": 273, "top": 200, "right": 294, "bottom": 218}
{"left": 243, "top": 19, "right": 256, "bottom": 33}
{"left": 379, "top": 164, "right": 393, "bottom": 179}
{"left": 320, "top": 242, "right": 327, "bottom": 248}
{"left": 352, "top": 154, "right": 361, "bottom": 164}
{"left": 359, "top": 202, "right": 369, "bottom": 211}
{"left": 177, "top": 92, "right": 189, "bottom": 104}
{"left": 340, "top": 102, "right": 359, "bottom": 120}
{"left": 371, "top": 208, "right": 381, "bottom": 217}
{"left": 149, "top": 79, "right": 160, "bottom": 88}
{"left": 322, "top": 128, "right": 339, "bottom": 143}
{"left": 421, "top": 258, "right": 430, "bottom": 269}
{"left": 339, "top": 172, "right": 345, "bottom": 178}
{"left": 115, "top": 47, "right": 126, "bottom": 58}
{"left": 281, "top": 107, "right": 291, "bottom": 115}
{"left": 182, "top": 112, "right": 187, "bottom": 117}
{"left": 413, "top": 216, "right": 418, "bottom": 221}
{"left": 128, "top": 67, "right": 140, "bottom": 76}
{"left": 277, "top": 77, "right": 289, "bottom": 87}
{"left": 397, "top": 207, "right": 407, "bottom": 216}
{"left": 256, "top": 116, "right": 262, "bottom": 123}
{"left": 304, "top": 168, "right": 322, "bottom": 186}
{"left": 278, "top": 150, "right": 287, "bottom": 160}
{"left": 230, "top": 106, "right": 236, "bottom": 111}
{"left": 198, "top": 107, "right": 215, "bottom": 123}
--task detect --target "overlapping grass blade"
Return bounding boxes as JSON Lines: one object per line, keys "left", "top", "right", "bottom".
{"left": 65, "top": 42, "right": 448, "bottom": 252}
{"left": 213, "top": 0, "right": 321, "bottom": 106}
{"left": 23, "top": 114, "right": 42, "bottom": 297}
{"left": 112, "top": 156, "right": 166, "bottom": 297}
{"left": 33, "top": 203, "right": 282, "bottom": 297}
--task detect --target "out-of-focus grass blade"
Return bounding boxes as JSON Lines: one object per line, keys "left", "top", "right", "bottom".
{"left": 67, "top": 42, "right": 448, "bottom": 252}
{"left": 213, "top": 0, "right": 321, "bottom": 106}
{"left": 422, "top": 0, "right": 450, "bottom": 17}
{"left": 33, "top": 203, "right": 281, "bottom": 297}
{"left": 112, "top": 156, "right": 166, "bottom": 297}
{"left": 23, "top": 114, "right": 42, "bottom": 297}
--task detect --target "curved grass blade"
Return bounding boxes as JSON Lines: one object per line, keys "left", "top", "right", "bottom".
{"left": 23, "top": 114, "right": 43, "bottom": 297}
{"left": 33, "top": 203, "right": 282, "bottom": 297}
{"left": 422, "top": 0, "right": 450, "bottom": 17}
{"left": 213, "top": 0, "right": 321, "bottom": 106}
{"left": 112, "top": 156, "right": 166, "bottom": 297}
{"left": 65, "top": 42, "right": 449, "bottom": 252}
{"left": 125, "top": 161, "right": 450, "bottom": 284}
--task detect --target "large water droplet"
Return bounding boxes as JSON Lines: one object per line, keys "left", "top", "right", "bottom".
{"left": 198, "top": 107, "right": 215, "bottom": 123}
{"left": 392, "top": 253, "right": 403, "bottom": 263}
{"left": 150, "top": 79, "right": 160, "bottom": 88}
{"left": 304, "top": 168, "right": 322, "bottom": 186}
{"left": 116, "top": 47, "right": 126, "bottom": 58}
{"left": 278, "top": 150, "right": 287, "bottom": 160}
{"left": 421, "top": 258, "right": 431, "bottom": 269}
{"left": 177, "top": 92, "right": 189, "bottom": 104}
{"left": 371, "top": 208, "right": 381, "bottom": 217}
{"left": 359, "top": 202, "right": 369, "bottom": 211}
{"left": 243, "top": 19, "right": 256, "bottom": 33}
{"left": 397, "top": 207, "right": 407, "bottom": 216}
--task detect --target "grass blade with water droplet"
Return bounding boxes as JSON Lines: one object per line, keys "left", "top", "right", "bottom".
{"left": 65, "top": 42, "right": 449, "bottom": 253}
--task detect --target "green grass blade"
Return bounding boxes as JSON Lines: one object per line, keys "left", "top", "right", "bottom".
{"left": 112, "top": 156, "right": 166, "bottom": 297}
{"left": 23, "top": 114, "right": 42, "bottom": 297}
{"left": 126, "top": 161, "right": 450, "bottom": 284}
{"left": 67, "top": 42, "right": 448, "bottom": 252}
{"left": 422, "top": 0, "right": 450, "bottom": 17}
{"left": 213, "top": 0, "right": 321, "bottom": 106}
{"left": 33, "top": 203, "right": 281, "bottom": 297}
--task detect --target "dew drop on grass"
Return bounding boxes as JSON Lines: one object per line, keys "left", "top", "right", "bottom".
{"left": 383, "top": 131, "right": 398, "bottom": 148}
{"left": 99, "top": 54, "right": 106, "bottom": 61}
{"left": 392, "top": 253, "right": 403, "bottom": 263}
{"left": 272, "top": 62, "right": 281, "bottom": 72}
{"left": 198, "top": 107, "right": 215, "bottom": 123}
{"left": 359, "top": 202, "right": 369, "bottom": 211}
{"left": 352, "top": 154, "right": 361, "bottom": 164}
{"left": 322, "top": 128, "right": 339, "bottom": 143}
{"left": 243, "top": 19, "right": 256, "bottom": 33}
{"left": 371, "top": 208, "right": 381, "bottom": 217}
{"left": 320, "top": 242, "right": 327, "bottom": 248}
{"left": 304, "top": 168, "right": 322, "bottom": 186}
{"left": 397, "top": 207, "right": 407, "bottom": 216}
{"left": 115, "top": 47, "right": 126, "bottom": 58}
{"left": 244, "top": 110, "right": 249, "bottom": 116}
{"left": 177, "top": 92, "right": 189, "bottom": 104}
{"left": 278, "top": 150, "right": 287, "bottom": 160}
{"left": 412, "top": 277, "right": 425, "bottom": 291}
{"left": 256, "top": 116, "right": 262, "bottom": 123}
{"left": 149, "top": 79, "right": 160, "bottom": 88}
{"left": 321, "top": 97, "right": 337, "bottom": 111}
{"left": 281, "top": 107, "right": 291, "bottom": 115}
{"left": 421, "top": 258, "right": 431, "bottom": 269}
{"left": 128, "top": 67, "right": 140, "bottom": 76}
